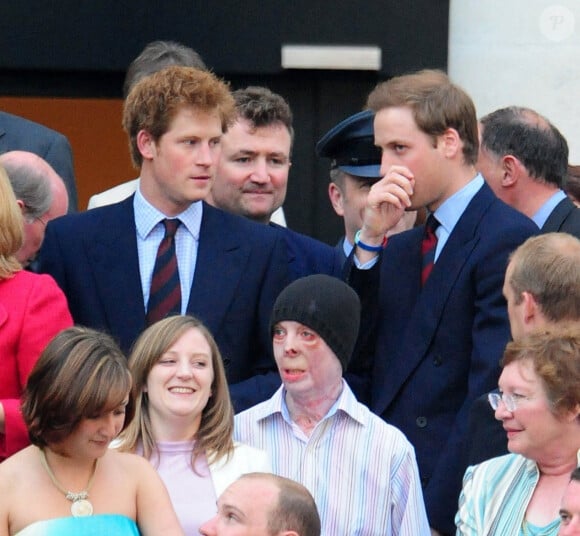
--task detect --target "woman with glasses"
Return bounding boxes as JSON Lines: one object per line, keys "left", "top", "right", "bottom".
{"left": 456, "top": 329, "right": 580, "bottom": 535}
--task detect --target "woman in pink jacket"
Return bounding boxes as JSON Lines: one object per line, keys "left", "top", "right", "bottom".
{"left": 0, "top": 164, "right": 72, "bottom": 461}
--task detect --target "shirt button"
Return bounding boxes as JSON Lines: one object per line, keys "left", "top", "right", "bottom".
{"left": 416, "top": 416, "right": 428, "bottom": 428}
{"left": 433, "top": 355, "right": 442, "bottom": 366}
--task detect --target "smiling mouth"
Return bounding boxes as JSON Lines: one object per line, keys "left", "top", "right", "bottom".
{"left": 169, "top": 387, "right": 195, "bottom": 394}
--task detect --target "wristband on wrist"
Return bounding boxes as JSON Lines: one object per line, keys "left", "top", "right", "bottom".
{"left": 354, "top": 230, "right": 387, "bottom": 252}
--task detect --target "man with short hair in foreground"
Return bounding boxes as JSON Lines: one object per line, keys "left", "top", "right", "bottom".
{"left": 200, "top": 472, "right": 321, "bottom": 536}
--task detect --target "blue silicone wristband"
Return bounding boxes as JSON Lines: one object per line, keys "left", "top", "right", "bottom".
{"left": 354, "top": 230, "right": 387, "bottom": 252}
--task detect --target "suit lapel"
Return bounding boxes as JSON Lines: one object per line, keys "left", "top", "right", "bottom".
{"left": 85, "top": 197, "right": 146, "bottom": 340}
{"left": 375, "top": 184, "right": 493, "bottom": 411}
{"left": 542, "top": 197, "right": 574, "bottom": 232}
{"left": 187, "top": 204, "right": 249, "bottom": 334}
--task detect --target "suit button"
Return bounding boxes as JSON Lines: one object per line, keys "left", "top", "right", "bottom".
{"left": 416, "top": 416, "right": 428, "bottom": 428}
{"left": 433, "top": 355, "right": 442, "bottom": 366}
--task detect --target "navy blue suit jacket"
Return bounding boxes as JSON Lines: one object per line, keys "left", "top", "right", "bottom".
{"left": 0, "top": 111, "right": 78, "bottom": 211}
{"left": 543, "top": 195, "right": 580, "bottom": 236}
{"left": 38, "top": 198, "right": 290, "bottom": 410}
{"left": 348, "top": 183, "right": 538, "bottom": 534}
{"left": 467, "top": 195, "right": 580, "bottom": 467}
{"left": 272, "top": 224, "right": 344, "bottom": 279}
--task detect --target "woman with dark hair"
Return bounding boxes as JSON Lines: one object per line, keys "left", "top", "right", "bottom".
{"left": 117, "top": 315, "right": 269, "bottom": 535}
{"left": 0, "top": 327, "right": 184, "bottom": 535}
{"left": 0, "top": 164, "right": 72, "bottom": 461}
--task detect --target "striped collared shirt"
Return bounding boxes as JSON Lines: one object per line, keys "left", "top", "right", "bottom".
{"left": 234, "top": 381, "right": 430, "bottom": 536}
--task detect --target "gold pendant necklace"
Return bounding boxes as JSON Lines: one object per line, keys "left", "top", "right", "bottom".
{"left": 39, "top": 448, "right": 98, "bottom": 517}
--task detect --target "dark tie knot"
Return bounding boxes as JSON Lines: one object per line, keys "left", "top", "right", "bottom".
{"left": 425, "top": 214, "right": 440, "bottom": 234}
{"left": 162, "top": 218, "right": 181, "bottom": 238}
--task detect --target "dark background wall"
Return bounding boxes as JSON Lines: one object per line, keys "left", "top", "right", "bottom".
{"left": 0, "top": 1, "right": 449, "bottom": 244}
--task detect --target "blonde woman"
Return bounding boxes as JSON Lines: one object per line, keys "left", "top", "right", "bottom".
{"left": 117, "top": 315, "right": 270, "bottom": 536}
{"left": 0, "top": 164, "right": 72, "bottom": 461}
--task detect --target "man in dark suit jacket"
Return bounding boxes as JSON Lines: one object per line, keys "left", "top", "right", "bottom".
{"left": 467, "top": 233, "right": 580, "bottom": 465}
{"left": 478, "top": 105, "right": 580, "bottom": 236}
{"left": 39, "top": 66, "right": 289, "bottom": 411}
{"left": 207, "top": 86, "right": 343, "bottom": 279}
{"left": 0, "top": 111, "right": 78, "bottom": 211}
{"left": 348, "top": 70, "right": 538, "bottom": 535}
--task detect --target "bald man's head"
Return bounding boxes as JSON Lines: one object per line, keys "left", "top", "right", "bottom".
{"left": 0, "top": 151, "right": 68, "bottom": 266}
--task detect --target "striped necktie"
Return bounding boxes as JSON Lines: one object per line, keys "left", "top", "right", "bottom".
{"left": 421, "top": 214, "right": 440, "bottom": 286}
{"left": 146, "top": 218, "right": 181, "bottom": 325}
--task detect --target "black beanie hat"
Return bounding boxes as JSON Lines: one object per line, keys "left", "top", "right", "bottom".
{"left": 270, "top": 274, "right": 361, "bottom": 371}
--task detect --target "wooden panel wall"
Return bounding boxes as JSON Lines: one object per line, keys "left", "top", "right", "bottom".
{"left": 0, "top": 97, "right": 134, "bottom": 211}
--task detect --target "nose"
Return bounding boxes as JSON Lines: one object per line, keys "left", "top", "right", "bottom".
{"left": 283, "top": 331, "right": 299, "bottom": 356}
{"left": 250, "top": 158, "right": 270, "bottom": 184}
{"left": 198, "top": 515, "right": 217, "bottom": 535}
{"left": 100, "top": 413, "right": 119, "bottom": 438}
{"left": 380, "top": 153, "right": 391, "bottom": 177}
{"left": 494, "top": 401, "right": 513, "bottom": 421}
{"left": 196, "top": 142, "right": 214, "bottom": 167}
{"left": 176, "top": 359, "right": 193, "bottom": 378}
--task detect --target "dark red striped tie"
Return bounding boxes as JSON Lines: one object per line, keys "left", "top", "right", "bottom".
{"left": 146, "top": 219, "right": 181, "bottom": 325}
{"left": 421, "top": 214, "right": 440, "bottom": 286}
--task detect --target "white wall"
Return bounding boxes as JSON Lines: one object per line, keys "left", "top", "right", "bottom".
{"left": 448, "top": 0, "right": 580, "bottom": 161}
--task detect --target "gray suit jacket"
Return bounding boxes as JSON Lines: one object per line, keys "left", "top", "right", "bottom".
{"left": 0, "top": 111, "right": 78, "bottom": 211}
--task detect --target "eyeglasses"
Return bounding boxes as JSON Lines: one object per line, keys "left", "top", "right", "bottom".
{"left": 488, "top": 392, "right": 531, "bottom": 412}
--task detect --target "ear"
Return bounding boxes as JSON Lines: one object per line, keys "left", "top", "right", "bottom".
{"left": 521, "top": 291, "right": 538, "bottom": 325}
{"left": 500, "top": 155, "right": 523, "bottom": 187}
{"left": 563, "top": 403, "right": 580, "bottom": 424}
{"left": 328, "top": 182, "right": 345, "bottom": 216}
{"left": 438, "top": 127, "right": 461, "bottom": 159}
{"left": 16, "top": 199, "right": 25, "bottom": 213}
{"left": 136, "top": 130, "right": 157, "bottom": 162}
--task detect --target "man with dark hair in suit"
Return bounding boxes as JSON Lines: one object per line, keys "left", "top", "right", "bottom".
{"left": 0, "top": 111, "right": 77, "bottom": 211}
{"left": 478, "top": 105, "right": 580, "bottom": 236}
{"left": 39, "top": 66, "right": 289, "bottom": 411}
{"left": 208, "top": 86, "right": 343, "bottom": 279}
{"left": 349, "top": 69, "right": 537, "bottom": 534}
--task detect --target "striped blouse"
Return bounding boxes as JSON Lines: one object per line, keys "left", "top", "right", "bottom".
{"left": 234, "top": 381, "right": 430, "bottom": 536}
{"left": 455, "top": 452, "right": 580, "bottom": 535}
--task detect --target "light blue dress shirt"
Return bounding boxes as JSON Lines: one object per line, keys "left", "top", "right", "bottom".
{"left": 531, "top": 189, "right": 567, "bottom": 229}
{"left": 134, "top": 188, "right": 202, "bottom": 314}
{"left": 431, "top": 173, "right": 484, "bottom": 261}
